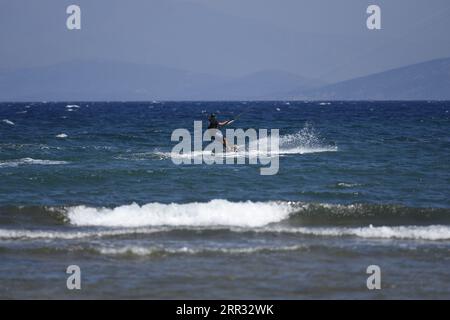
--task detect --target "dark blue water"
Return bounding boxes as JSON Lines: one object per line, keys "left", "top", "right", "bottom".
{"left": 0, "top": 101, "right": 449, "bottom": 299}
{"left": 1, "top": 101, "right": 449, "bottom": 207}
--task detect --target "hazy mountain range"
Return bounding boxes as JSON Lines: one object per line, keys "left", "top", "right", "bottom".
{"left": 0, "top": 57, "right": 449, "bottom": 101}
{"left": 295, "top": 57, "right": 450, "bottom": 100}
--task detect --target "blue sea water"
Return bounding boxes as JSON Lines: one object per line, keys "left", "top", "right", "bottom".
{"left": 0, "top": 101, "right": 449, "bottom": 299}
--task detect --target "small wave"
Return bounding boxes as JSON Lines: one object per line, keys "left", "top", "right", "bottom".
{"left": 262, "top": 225, "right": 450, "bottom": 241}
{"left": 0, "top": 228, "right": 164, "bottom": 240}
{"left": 97, "top": 244, "right": 307, "bottom": 256}
{"left": 2, "top": 224, "right": 449, "bottom": 241}
{"left": 67, "top": 200, "right": 292, "bottom": 228}
{"left": 114, "top": 152, "right": 163, "bottom": 161}
{"left": 2, "top": 119, "right": 15, "bottom": 126}
{"left": 65, "top": 104, "right": 79, "bottom": 113}
{"left": 335, "top": 182, "right": 361, "bottom": 189}
{"left": 56, "top": 133, "right": 68, "bottom": 138}
{"left": 0, "top": 158, "right": 69, "bottom": 168}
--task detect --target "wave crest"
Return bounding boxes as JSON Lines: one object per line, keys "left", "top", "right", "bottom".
{"left": 67, "top": 200, "right": 292, "bottom": 228}
{"left": 98, "top": 244, "right": 307, "bottom": 256}
{"left": 258, "top": 225, "right": 450, "bottom": 241}
{"left": 2, "top": 201, "right": 449, "bottom": 229}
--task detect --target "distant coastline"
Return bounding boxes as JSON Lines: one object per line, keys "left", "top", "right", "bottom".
{"left": 1, "top": 58, "right": 449, "bottom": 102}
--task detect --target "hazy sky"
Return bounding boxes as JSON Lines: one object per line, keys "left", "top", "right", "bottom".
{"left": 1, "top": 0, "right": 450, "bottom": 82}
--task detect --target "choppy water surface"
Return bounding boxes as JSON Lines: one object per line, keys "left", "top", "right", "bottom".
{"left": 0, "top": 101, "right": 449, "bottom": 299}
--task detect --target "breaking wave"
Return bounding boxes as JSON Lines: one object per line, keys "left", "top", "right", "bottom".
{"left": 2, "top": 201, "right": 450, "bottom": 227}
{"left": 64, "top": 201, "right": 450, "bottom": 228}
{"left": 67, "top": 200, "right": 292, "bottom": 228}
{"left": 1, "top": 201, "right": 450, "bottom": 241}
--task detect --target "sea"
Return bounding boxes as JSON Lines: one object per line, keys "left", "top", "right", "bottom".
{"left": 0, "top": 101, "right": 449, "bottom": 299}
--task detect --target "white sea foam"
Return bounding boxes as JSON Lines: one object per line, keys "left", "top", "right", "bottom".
{"left": 56, "top": 133, "right": 68, "bottom": 138}
{"left": 67, "top": 200, "right": 292, "bottom": 228}
{"left": 66, "top": 104, "right": 80, "bottom": 112}
{"left": 3, "top": 224, "right": 449, "bottom": 241}
{"left": 274, "top": 125, "right": 337, "bottom": 154}
{"left": 245, "top": 125, "right": 337, "bottom": 156}
{"left": 261, "top": 225, "right": 450, "bottom": 241}
{"left": 2, "top": 119, "right": 15, "bottom": 125}
{"left": 0, "top": 158, "right": 69, "bottom": 168}
{"left": 98, "top": 244, "right": 306, "bottom": 256}
{"left": 0, "top": 228, "right": 163, "bottom": 240}
{"left": 64, "top": 200, "right": 450, "bottom": 241}
{"left": 336, "top": 182, "right": 361, "bottom": 188}
{"left": 156, "top": 126, "right": 337, "bottom": 160}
